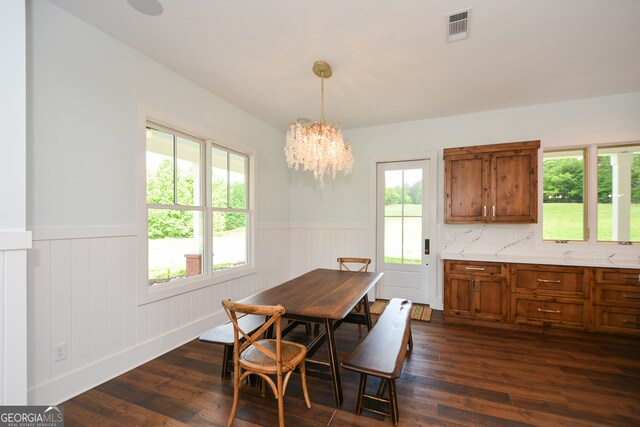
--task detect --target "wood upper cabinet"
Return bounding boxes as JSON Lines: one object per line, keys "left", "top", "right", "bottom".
{"left": 444, "top": 141, "right": 539, "bottom": 223}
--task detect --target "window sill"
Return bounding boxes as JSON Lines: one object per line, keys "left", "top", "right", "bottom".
{"left": 137, "top": 265, "right": 257, "bottom": 305}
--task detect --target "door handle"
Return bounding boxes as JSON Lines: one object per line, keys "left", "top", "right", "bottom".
{"left": 424, "top": 239, "right": 430, "bottom": 255}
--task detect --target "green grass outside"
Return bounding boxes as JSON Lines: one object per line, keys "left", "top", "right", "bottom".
{"left": 543, "top": 203, "right": 639, "bottom": 241}
{"left": 385, "top": 203, "right": 421, "bottom": 216}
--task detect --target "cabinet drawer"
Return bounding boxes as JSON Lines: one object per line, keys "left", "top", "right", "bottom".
{"left": 447, "top": 261, "right": 504, "bottom": 276}
{"left": 594, "top": 286, "right": 640, "bottom": 308}
{"left": 595, "top": 268, "right": 640, "bottom": 286}
{"left": 511, "top": 295, "right": 585, "bottom": 330}
{"left": 512, "top": 265, "right": 587, "bottom": 297}
{"left": 595, "top": 307, "right": 640, "bottom": 336}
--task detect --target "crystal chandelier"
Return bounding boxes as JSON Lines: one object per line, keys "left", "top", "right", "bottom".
{"left": 285, "top": 61, "right": 354, "bottom": 188}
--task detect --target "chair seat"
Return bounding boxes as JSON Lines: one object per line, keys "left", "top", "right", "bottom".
{"left": 241, "top": 339, "right": 307, "bottom": 374}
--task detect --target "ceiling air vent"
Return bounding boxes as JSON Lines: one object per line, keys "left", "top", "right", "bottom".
{"left": 446, "top": 9, "right": 471, "bottom": 43}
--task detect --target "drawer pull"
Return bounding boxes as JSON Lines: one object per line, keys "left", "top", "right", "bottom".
{"left": 622, "top": 320, "right": 640, "bottom": 325}
{"left": 537, "top": 279, "right": 561, "bottom": 284}
{"left": 465, "top": 267, "right": 485, "bottom": 271}
{"left": 537, "top": 308, "right": 561, "bottom": 314}
{"left": 622, "top": 295, "right": 640, "bottom": 301}
{"left": 623, "top": 275, "right": 640, "bottom": 281}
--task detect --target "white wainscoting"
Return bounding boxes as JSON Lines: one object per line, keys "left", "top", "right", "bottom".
{"left": 27, "top": 223, "right": 377, "bottom": 404}
{"left": 288, "top": 224, "right": 374, "bottom": 278}
{"left": 27, "top": 225, "right": 291, "bottom": 404}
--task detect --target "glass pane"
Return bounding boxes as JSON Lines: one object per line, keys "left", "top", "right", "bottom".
{"left": 384, "top": 217, "right": 402, "bottom": 263}
{"left": 403, "top": 217, "right": 422, "bottom": 264}
{"left": 146, "top": 128, "right": 174, "bottom": 204}
{"left": 212, "top": 211, "right": 247, "bottom": 270}
{"left": 176, "top": 137, "right": 201, "bottom": 206}
{"left": 403, "top": 169, "right": 422, "bottom": 217}
{"left": 212, "top": 147, "right": 228, "bottom": 208}
{"left": 597, "top": 145, "right": 640, "bottom": 242}
{"left": 148, "top": 208, "right": 204, "bottom": 285}
{"left": 229, "top": 153, "right": 246, "bottom": 209}
{"left": 542, "top": 149, "right": 586, "bottom": 240}
{"left": 384, "top": 170, "right": 403, "bottom": 216}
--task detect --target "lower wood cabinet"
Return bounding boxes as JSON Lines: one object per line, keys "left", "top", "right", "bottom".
{"left": 444, "top": 261, "right": 508, "bottom": 322}
{"left": 593, "top": 268, "right": 640, "bottom": 336}
{"left": 443, "top": 260, "right": 640, "bottom": 336}
{"left": 510, "top": 295, "right": 587, "bottom": 330}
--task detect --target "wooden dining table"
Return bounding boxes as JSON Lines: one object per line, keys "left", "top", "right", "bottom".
{"left": 238, "top": 268, "right": 383, "bottom": 408}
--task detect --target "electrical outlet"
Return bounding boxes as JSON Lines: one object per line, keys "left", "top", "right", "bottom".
{"left": 53, "top": 342, "right": 67, "bottom": 363}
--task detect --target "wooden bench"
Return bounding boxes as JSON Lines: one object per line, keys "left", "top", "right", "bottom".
{"left": 341, "top": 298, "right": 413, "bottom": 425}
{"left": 199, "top": 314, "right": 265, "bottom": 378}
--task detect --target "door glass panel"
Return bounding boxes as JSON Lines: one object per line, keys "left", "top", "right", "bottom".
{"left": 597, "top": 144, "right": 640, "bottom": 242}
{"left": 384, "top": 168, "right": 423, "bottom": 264}
{"left": 403, "top": 217, "right": 422, "bottom": 264}
{"left": 384, "top": 217, "right": 402, "bottom": 263}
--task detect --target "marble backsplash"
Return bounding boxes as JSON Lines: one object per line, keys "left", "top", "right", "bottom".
{"left": 439, "top": 224, "right": 640, "bottom": 265}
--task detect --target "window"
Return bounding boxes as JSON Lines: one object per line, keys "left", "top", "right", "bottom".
{"left": 145, "top": 122, "right": 252, "bottom": 289}
{"left": 542, "top": 142, "right": 639, "bottom": 244}
{"left": 597, "top": 144, "right": 640, "bottom": 242}
{"left": 542, "top": 148, "right": 587, "bottom": 241}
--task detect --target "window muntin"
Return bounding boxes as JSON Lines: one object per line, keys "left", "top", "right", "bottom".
{"left": 145, "top": 122, "right": 251, "bottom": 287}
{"left": 597, "top": 144, "right": 640, "bottom": 242}
{"left": 542, "top": 148, "right": 587, "bottom": 241}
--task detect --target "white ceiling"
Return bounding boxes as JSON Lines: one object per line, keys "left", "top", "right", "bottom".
{"left": 47, "top": 0, "right": 640, "bottom": 131}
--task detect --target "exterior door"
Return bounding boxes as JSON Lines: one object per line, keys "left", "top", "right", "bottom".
{"left": 376, "top": 160, "right": 431, "bottom": 304}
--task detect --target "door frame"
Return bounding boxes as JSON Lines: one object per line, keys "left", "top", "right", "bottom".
{"left": 368, "top": 152, "right": 439, "bottom": 308}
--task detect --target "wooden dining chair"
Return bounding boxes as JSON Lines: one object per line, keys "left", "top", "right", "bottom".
{"left": 221, "top": 299, "right": 311, "bottom": 427}
{"left": 313, "top": 257, "right": 372, "bottom": 336}
{"left": 338, "top": 257, "right": 372, "bottom": 337}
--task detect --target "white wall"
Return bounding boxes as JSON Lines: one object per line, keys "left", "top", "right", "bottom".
{"left": 288, "top": 92, "right": 640, "bottom": 306}
{"left": 0, "top": 0, "right": 29, "bottom": 405}
{"left": 27, "top": 0, "right": 291, "bottom": 404}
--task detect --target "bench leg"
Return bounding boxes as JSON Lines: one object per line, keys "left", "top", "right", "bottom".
{"left": 222, "top": 345, "right": 233, "bottom": 379}
{"left": 375, "top": 378, "right": 387, "bottom": 397}
{"left": 389, "top": 379, "right": 399, "bottom": 426}
{"left": 355, "top": 373, "right": 367, "bottom": 415}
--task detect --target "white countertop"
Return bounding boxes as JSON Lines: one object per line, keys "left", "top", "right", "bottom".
{"left": 440, "top": 252, "right": 640, "bottom": 269}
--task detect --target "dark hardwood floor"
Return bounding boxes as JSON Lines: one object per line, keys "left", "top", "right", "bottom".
{"left": 63, "top": 311, "right": 640, "bottom": 426}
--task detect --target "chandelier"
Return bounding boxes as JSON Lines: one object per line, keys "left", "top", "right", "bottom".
{"left": 285, "top": 61, "right": 354, "bottom": 188}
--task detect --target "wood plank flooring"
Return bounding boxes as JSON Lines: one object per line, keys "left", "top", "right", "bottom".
{"left": 63, "top": 311, "right": 640, "bottom": 426}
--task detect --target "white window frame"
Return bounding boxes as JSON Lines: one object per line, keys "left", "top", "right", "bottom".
{"left": 137, "top": 111, "right": 256, "bottom": 305}
{"left": 539, "top": 141, "right": 639, "bottom": 249}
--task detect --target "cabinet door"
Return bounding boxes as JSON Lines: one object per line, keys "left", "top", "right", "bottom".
{"left": 474, "top": 277, "right": 507, "bottom": 321}
{"left": 445, "top": 153, "right": 488, "bottom": 223}
{"left": 444, "top": 275, "right": 474, "bottom": 317}
{"left": 489, "top": 149, "right": 538, "bottom": 223}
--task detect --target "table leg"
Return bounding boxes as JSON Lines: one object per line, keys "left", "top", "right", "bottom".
{"left": 324, "top": 318, "right": 343, "bottom": 408}
{"left": 362, "top": 293, "right": 373, "bottom": 331}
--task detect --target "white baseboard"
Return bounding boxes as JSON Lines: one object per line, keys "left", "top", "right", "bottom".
{"left": 27, "top": 310, "right": 228, "bottom": 405}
